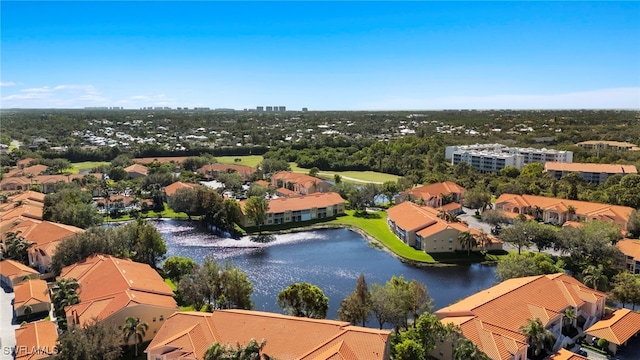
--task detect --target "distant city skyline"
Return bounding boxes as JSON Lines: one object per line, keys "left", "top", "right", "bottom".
{"left": 1, "top": 1, "right": 639, "bottom": 110}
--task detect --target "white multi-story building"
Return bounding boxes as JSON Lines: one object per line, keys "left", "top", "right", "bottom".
{"left": 446, "top": 143, "right": 573, "bottom": 172}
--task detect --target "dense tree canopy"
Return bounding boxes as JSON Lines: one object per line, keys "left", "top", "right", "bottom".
{"left": 277, "top": 282, "right": 329, "bottom": 319}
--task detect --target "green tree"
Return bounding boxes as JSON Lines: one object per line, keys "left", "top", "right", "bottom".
{"left": 481, "top": 209, "right": 509, "bottom": 229}
{"left": 122, "top": 316, "right": 149, "bottom": 357}
{"left": 499, "top": 222, "right": 534, "bottom": 255}
{"left": 23, "top": 304, "right": 33, "bottom": 322}
{"left": 204, "top": 339, "right": 270, "bottom": 360}
{"left": 218, "top": 264, "right": 254, "bottom": 310}
{"left": 167, "top": 187, "right": 200, "bottom": 220}
{"left": 582, "top": 264, "right": 609, "bottom": 291}
{"left": 463, "top": 188, "right": 492, "bottom": 212}
{"left": 51, "top": 278, "right": 80, "bottom": 330}
{"left": 163, "top": 256, "right": 198, "bottom": 283}
{"left": 277, "top": 282, "right": 329, "bottom": 319}
{"left": 382, "top": 180, "right": 399, "bottom": 204}
{"left": 3, "top": 231, "right": 33, "bottom": 264}
{"left": 563, "top": 307, "right": 577, "bottom": 332}
{"left": 244, "top": 196, "right": 269, "bottom": 228}
{"left": 520, "top": 318, "right": 555, "bottom": 358}
{"left": 43, "top": 187, "right": 103, "bottom": 229}
{"left": 457, "top": 231, "right": 477, "bottom": 256}
{"left": 56, "top": 319, "right": 123, "bottom": 360}
{"left": 393, "top": 312, "right": 453, "bottom": 359}
{"left": 337, "top": 274, "right": 372, "bottom": 326}
{"left": 308, "top": 167, "right": 320, "bottom": 177}
{"left": 454, "top": 337, "right": 489, "bottom": 360}
{"left": 610, "top": 272, "right": 640, "bottom": 309}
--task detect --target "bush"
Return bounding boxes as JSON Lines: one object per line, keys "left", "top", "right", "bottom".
{"left": 597, "top": 338, "right": 609, "bottom": 350}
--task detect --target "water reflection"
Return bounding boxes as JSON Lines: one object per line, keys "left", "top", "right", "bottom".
{"left": 153, "top": 219, "right": 499, "bottom": 320}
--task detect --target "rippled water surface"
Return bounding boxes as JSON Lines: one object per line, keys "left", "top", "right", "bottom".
{"left": 153, "top": 219, "right": 498, "bottom": 320}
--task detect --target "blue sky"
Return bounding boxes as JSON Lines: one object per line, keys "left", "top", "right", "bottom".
{"left": 1, "top": 1, "right": 639, "bottom": 110}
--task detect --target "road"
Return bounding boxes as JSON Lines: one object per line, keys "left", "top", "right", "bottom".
{"left": 0, "top": 286, "right": 18, "bottom": 360}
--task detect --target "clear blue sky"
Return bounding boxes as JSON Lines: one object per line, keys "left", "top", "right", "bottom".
{"left": 1, "top": 1, "right": 639, "bottom": 110}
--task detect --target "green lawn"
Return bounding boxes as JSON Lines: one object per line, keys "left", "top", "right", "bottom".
{"left": 289, "top": 163, "right": 400, "bottom": 184}
{"left": 328, "top": 210, "right": 436, "bottom": 263}
{"left": 67, "top": 161, "right": 110, "bottom": 174}
{"left": 215, "top": 155, "right": 264, "bottom": 168}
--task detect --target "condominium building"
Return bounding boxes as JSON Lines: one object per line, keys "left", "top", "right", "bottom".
{"left": 445, "top": 143, "right": 573, "bottom": 172}
{"left": 545, "top": 162, "right": 638, "bottom": 184}
{"left": 576, "top": 140, "right": 640, "bottom": 152}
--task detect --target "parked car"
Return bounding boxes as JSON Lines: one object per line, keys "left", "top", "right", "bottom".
{"left": 576, "top": 348, "right": 588, "bottom": 357}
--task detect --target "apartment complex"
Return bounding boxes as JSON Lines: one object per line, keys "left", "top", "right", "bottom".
{"left": 433, "top": 274, "right": 606, "bottom": 360}
{"left": 270, "top": 171, "right": 332, "bottom": 195}
{"left": 240, "top": 192, "right": 345, "bottom": 227}
{"left": 494, "top": 193, "right": 634, "bottom": 231}
{"left": 544, "top": 162, "right": 637, "bottom": 184}
{"left": 146, "top": 310, "right": 391, "bottom": 360}
{"left": 396, "top": 181, "right": 466, "bottom": 209}
{"left": 576, "top": 140, "right": 640, "bottom": 152}
{"left": 445, "top": 143, "right": 573, "bottom": 172}
{"left": 616, "top": 238, "right": 640, "bottom": 274}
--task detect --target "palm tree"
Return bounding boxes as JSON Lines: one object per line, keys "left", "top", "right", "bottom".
{"left": 4, "top": 231, "right": 33, "bottom": 264}
{"left": 563, "top": 307, "right": 577, "bottom": 332}
{"left": 23, "top": 304, "right": 33, "bottom": 322}
{"left": 122, "top": 316, "right": 149, "bottom": 357}
{"left": 457, "top": 231, "right": 477, "bottom": 256}
{"left": 582, "top": 264, "right": 608, "bottom": 291}
{"left": 454, "top": 337, "right": 490, "bottom": 360}
{"left": 520, "top": 318, "right": 555, "bottom": 359}
{"left": 51, "top": 278, "right": 80, "bottom": 329}
{"left": 566, "top": 205, "right": 577, "bottom": 221}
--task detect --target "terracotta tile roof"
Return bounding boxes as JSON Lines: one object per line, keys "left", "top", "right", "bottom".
{"left": 495, "top": 193, "right": 634, "bottom": 229}
{"left": 14, "top": 279, "right": 51, "bottom": 310}
{"left": 65, "top": 289, "right": 178, "bottom": 324}
{"left": 6, "top": 190, "right": 46, "bottom": 204}
{"left": 59, "top": 254, "right": 176, "bottom": 302}
{"left": 95, "top": 194, "right": 136, "bottom": 206}
{"left": 0, "top": 203, "right": 43, "bottom": 221}
{"left": 271, "top": 171, "right": 329, "bottom": 188}
{"left": 5, "top": 164, "right": 49, "bottom": 178}
{"left": 545, "top": 162, "right": 638, "bottom": 174}
{"left": 18, "top": 221, "right": 84, "bottom": 256}
{"left": 124, "top": 163, "right": 149, "bottom": 176}
{"left": 254, "top": 180, "right": 270, "bottom": 187}
{"left": 242, "top": 192, "right": 344, "bottom": 215}
{"left": 164, "top": 181, "right": 200, "bottom": 197}
{"left": 401, "top": 181, "right": 466, "bottom": 202}
{"left": 17, "top": 158, "right": 36, "bottom": 167}
{"left": 387, "top": 201, "right": 468, "bottom": 237}
{"left": 0, "top": 259, "right": 39, "bottom": 280}
{"left": 133, "top": 156, "right": 189, "bottom": 165}
{"left": 147, "top": 310, "right": 390, "bottom": 360}
{"left": 14, "top": 320, "right": 58, "bottom": 360}
{"left": 585, "top": 308, "right": 640, "bottom": 345}
{"left": 616, "top": 239, "right": 640, "bottom": 261}
{"left": 548, "top": 348, "right": 588, "bottom": 360}
{"left": 438, "top": 202, "right": 463, "bottom": 212}
{"left": 276, "top": 187, "right": 299, "bottom": 197}
{"left": 436, "top": 274, "right": 606, "bottom": 360}
{"left": 197, "top": 163, "right": 256, "bottom": 178}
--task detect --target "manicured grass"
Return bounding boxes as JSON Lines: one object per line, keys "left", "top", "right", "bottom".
{"left": 215, "top": 155, "right": 264, "bottom": 168}
{"left": 164, "top": 278, "right": 177, "bottom": 291}
{"left": 67, "top": 161, "right": 110, "bottom": 174}
{"left": 289, "top": 163, "right": 400, "bottom": 184}
{"left": 328, "top": 210, "right": 436, "bottom": 263}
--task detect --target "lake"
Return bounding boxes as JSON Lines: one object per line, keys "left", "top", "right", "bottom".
{"left": 153, "top": 219, "right": 499, "bottom": 321}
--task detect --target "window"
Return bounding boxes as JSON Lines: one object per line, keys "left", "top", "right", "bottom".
{"left": 159, "top": 315, "right": 164, "bottom": 321}
{"left": 153, "top": 317, "right": 156, "bottom": 322}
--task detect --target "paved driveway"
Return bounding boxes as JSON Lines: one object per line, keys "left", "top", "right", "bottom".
{"left": 0, "top": 286, "right": 18, "bottom": 360}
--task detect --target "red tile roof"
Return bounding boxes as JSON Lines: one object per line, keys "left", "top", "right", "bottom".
{"left": 14, "top": 279, "right": 51, "bottom": 310}
{"left": 14, "top": 320, "right": 58, "bottom": 360}
{"left": 146, "top": 310, "right": 390, "bottom": 360}
{"left": 401, "top": 181, "right": 466, "bottom": 202}
{"left": 0, "top": 259, "right": 39, "bottom": 281}
{"left": 124, "top": 163, "right": 149, "bottom": 176}
{"left": 242, "top": 192, "right": 344, "bottom": 215}
{"left": 386, "top": 201, "right": 468, "bottom": 237}
{"left": 549, "top": 348, "right": 588, "bottom": 360}
{"left": 271, "top": 171, "right": 329, "bottom": 190}
{"left": 134, "top": 156, "right": 189, "bottom": 165}
{"left": 164, "top": 181, "right": 200, "bottom": 197}
{"left": 585, "top": 308, "right": 640, "bottom": 345}
{"left": 197, "top": 163, "right": 256, "bottom": 178}
{"left": 616, "top": 238, "right": 640, "bottom": 262}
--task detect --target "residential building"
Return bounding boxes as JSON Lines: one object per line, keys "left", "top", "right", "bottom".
{"left": 386, "top": 201, "right": 501, "bottom": 253}
{"left": 14, "top": 320, "right": 58, "bottom": 360}
{"left": 17, "top": 158, "right": 35, "bottom": 170}
{"left": 0, "top": 173, "right": 102, "bottom": 193}
{"left": 445, "top": 143, "right": 573, "bottom": 172}
{"left": 196, "top": 163, "right": 256, "bottom": 181}
{"left": 270, "top": 171, "right": 332, "bottom": 195}
{"left": 494, "top": 193, "right": 634, "bottom": 230}
{"left": 145, "top": 310, "right": 391, "bottom": 360}
{"left": 0, "top": 259, "right": 40, "bottom": 289}
{"left": 240, "top": 192, "right": 345, "bottom": 227}
{"left": 548, "top": 348, "right": 588, "bottom": 360}
{"left": 4, "top": 164, "right": 49, "bottom": 178}
{"left": 133, "top": 156, "right": 189, "bottom": 167}
{"left": 396, "top": 181, "right": 466, "bottom": 209}
{"left": 545, "top": 162, "right": 638, "bottom": 184}
{"left": 124, "top": 163, "right": 149, "bottom": 178}
{"left": 14, "top": 279, "right": 51, "bottom": 319}
{"left": 585, "top": 308, "right": 640, "bottom": 355}
{"left": 433, "top": 273, "right": 607, "bottom": 360}
{"left": 576, "top": 140, "right": 640, "bottom": 152}
{"left": 60, "top": 254, "right": 178, "bottom": 342}
{"left": 163, "top": 181, "right": 199, "bottom": 197}
{"left": 615, "top": 238, "right": 640, "bottom": 274}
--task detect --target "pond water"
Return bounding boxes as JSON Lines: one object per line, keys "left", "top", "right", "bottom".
{"left": 153, "top": 219, "right": 498, "bottom": 320}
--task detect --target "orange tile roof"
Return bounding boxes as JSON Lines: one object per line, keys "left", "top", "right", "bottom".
{"left": 549, "top": 348, "right": 588, "bottom": 360}
{"left": 0, "top": 259, "right": 39, "bottom": 280}
{"left": 5, "top": 164, "right": 49, "bottom": 178}
{"left": 616, "top": 239, "right": 640, "bottom": 261}
{"left": 585, "top": 308, "right": 640, "bottom": 345}
{"left": 401, "top": 181, "right": 466, "bottom": 202}
{"left": 18, "top": 221, "right": 84, "bottom": 257}
{"left": 6, "top": 190, "right": 46, "bottom": 204}
{"left": 59, "top": 254, "right": 176, "bottom": 304}
{"left": 545, "top": 162, "right": 638, "bottom": 174}
{"left": 147, "top": 310, "right": 390, "bottom": 360}
{"left": 436, "top": 274, "right": 605, "bottom": 360}
{"left": 495, "top": 193, "right": 634, "bottom": 229}
{"left": 124, "top": 163, "right": 149, "bottom": 176}
{"left": 0, "top": 203, "right": 44, "bottom": 221}
{"left": 438, "top": 202, "right": 463, "bottom": 212}
{"left": 14, "top": 320, "right": 58, "bottom": 360}
{"left": 95, "top": 194, "right": 136, "bottom": 206}
{"left": 276, "top": 187, "right": 299, "bottom": 196}
{"left": 387, "top": 201, "right": 468, "bottom": 237}
{"left": 244, "top": 192, "right": 344, "bottom": 215}
{"left": 14, "top": 279, "right": 51, "bottom": 310}
{"left": 164, "top": 181, "right": 200, "bottom": 197}
{"left": 254, "top": 180, "right": 270, "bottom": 187}
{"left": 271, "top": 171, "right": 328, "bottom": 188}
{"left": 17, "top": 158, "right": 35, "bottom": 167}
